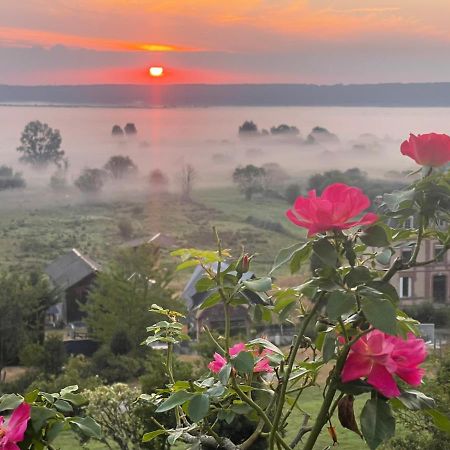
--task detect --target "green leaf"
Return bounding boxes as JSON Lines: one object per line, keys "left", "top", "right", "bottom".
{"left": 176, "top": 260, "right": 199, "bottom": 271}
{"left": 219, "top": 363, "right": 232, "bottom": 385}
{"left": 243, "top": 277, "right": 272, "bottom": 292}
{"left": 156, "top": 390, "right": 194, "bottom": 413}
{"left": 289, "top": 243, "right": 313, "bottom": 274}
{"left": 322, "top": 333, "right": 336, "bottom": 363}
{"left": 270, "top": 242, "right": 307, "bottom": 274}
{"left": 326, "top": 291, "right": 356, "bottom": 320}
{"left": 248, "top": 338, "right": 284, "bottom": 356}
{"left": 376, "top": 248, "right": 394, "bottom": 266}
{"left": 31, "top": 406, "right": 58, "bottom": 433}
{"left": 54, "top": 399, "right": 73, "bottom": 413}
{"left": 360, "top": 225, "right": 390, "bottom": 247}
{"left": 359, "top": 288, "right": 397, "bottom": 335}
{"left": 60, "top": 385, "right": 79, "bottom": 396}
{"left": 206, "top": 385, "right": 226, "bottom": 397}
{"left": 425, "top": 409, "right": 450, "bottom": 433}
{"left": 196, "top": 277, "right": 216, "bottom": 292}
{"left": 23, "top": 390, "right": 39, "bottom": 404}
{"left": 395, "top": 390, "right": 435, "bottom": 411}
{"left": 345, "top": 266, "right": 373, "bottom": 288}
{"left": 60, "top": 392, "right": 88, "bottom": 407}
{"left": 360, "top": 397, "right": 395, "bottom": 450}
{"left": 167, "top": 430, "right": 183, "bottom": 445}
{"left": 337, "top": 380, "right": 373, "bottom": 396}
{"left": 199, "top": 291, "right": 221, "bottom": 310}
{"left": 142, "top": 429, "right": 167, "bottom": 442}
{"left": 188, "top": 394, "right": 210, "bottom": 422}
{"left": 232, "top": 352, "right": 254, "bottom": 374}
{"left": 383, "top": 188, "right": 415, "bottom": 212}
{"left": 218, "top": 409, "right": 236, "bottom": 424}
{"left": 0, "top": 394, "right": 23, "bottom": 412}
{"left": 69, "top": 416, "right": 102, "bottom": 440}
{"left": 313, "top": 238, "right": 338, "bottom": 267}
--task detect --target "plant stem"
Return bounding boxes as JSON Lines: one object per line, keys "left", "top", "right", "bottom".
{"left": 268, "top": 297, "right": 323, "bottom": 450}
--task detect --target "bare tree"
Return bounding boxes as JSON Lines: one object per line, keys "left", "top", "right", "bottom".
{"left": 179, "top": 164, "right": 196, "bottom": 201}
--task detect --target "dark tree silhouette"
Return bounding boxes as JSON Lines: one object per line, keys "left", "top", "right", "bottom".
{"left": 17, "top": 121, "right": 65, "bottom": 168}
{"left": 238, "top": 120, "right": 259, "bottom": 137}
{"left": 232, "top": 164, "right": 266, "bottom": 200}
{"left": 124, "top": 123, "right": 138, "bottom": 135}
{"left": 104, "top": 155, "right": 137, "bottom": 179}
{"left": 0, "top": 166, "right": 26, "bottom": 190}
{"left": 270, "top": 124, "right": 300, "bottom": 135}
{"left": 111, "top": 125, "right": 124, "bottom": 136}
{"left": 75, "top": 168, "right": 105, "bottom": 193}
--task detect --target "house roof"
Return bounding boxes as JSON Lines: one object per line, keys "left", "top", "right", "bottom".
{"left": 45, "top": 249, "right": 100, "bottom": 290}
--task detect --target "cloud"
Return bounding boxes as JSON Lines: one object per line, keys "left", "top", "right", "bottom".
{"left": 0, "top": 26, "right": 204, "bottom": 52}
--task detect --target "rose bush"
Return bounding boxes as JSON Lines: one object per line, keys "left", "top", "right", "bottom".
{"left": 142, "top": 132, "right": 450, "bottom": 450}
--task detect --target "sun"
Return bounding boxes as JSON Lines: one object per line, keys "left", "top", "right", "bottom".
{"left": 149, "top": 66, "right": 164, "bottom": 77}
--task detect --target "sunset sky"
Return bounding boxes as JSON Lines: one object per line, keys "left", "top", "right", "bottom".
{"left": 2, "top": 0, "right": 450, "bottom": 85}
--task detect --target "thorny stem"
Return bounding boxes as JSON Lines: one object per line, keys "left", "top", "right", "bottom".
{"left": 268, "top": 295, "right": 323, "bottom": 450}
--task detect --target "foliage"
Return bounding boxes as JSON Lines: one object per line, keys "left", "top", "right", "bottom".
{"left": 232, "top": 164, "right": 266, "bottom": 200}
{"left": 16, "top": 120, "right": 65, "bottom": 168}
{"left": 104, "top": 155, "right": 137, "bottom": 179}
{"left": 148, "top": 169, "right": 169, "bottom": 190}
{"left": 308, "top": 167, "right": 406, "bottom": 200}
{"left": 238, "top": 120, "right": 259, "bottom": 136}
{"left": 42, "top": 334, "right": 67, "bottom": 375}
{"left": 270, "top": 124, "right": 300, "bottom": 135}
{"left": 0, "top": 165, "right": 26, "bottom": 190}
{"left": 112, "top": 125, "right": 124, "bottom": 136}
{"left": 84, "top": 245, "right": 180, "bottom": 351}
{"left": 124, "top": 123, "right": 138, "bottom": 135}
{"left": 110, "top": 330, "right": 133, "bottom": 355}
{"left": 179, "top": 163, "right": 196, "bottom": 200}
{"left": 141, "top": 161, "right": 450, "bottom": 450}
{"left": 84, "top": 384, "right": 173, "bottom": 450}
{"left": 0, "top": 272, "right": 56, "bottom": 370}
{"left": 74, "top": 168, "right": 106, "bottom": 193}
{"left": 403, "top": 303, "right": 450, "bottom": 328}
{"left": 285, "top": 183, "right": 301, "bottom": 204}
{"left": 0, "top": 386, "right": 101, "bottom": 448}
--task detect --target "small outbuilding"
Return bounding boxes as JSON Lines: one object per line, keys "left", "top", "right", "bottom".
{"left": 45, "top": 249, "right": 100, "bottom": 323}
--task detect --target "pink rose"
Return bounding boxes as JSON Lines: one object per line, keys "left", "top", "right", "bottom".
{"left": 0, "top": 403, "right": 31, "bottom": 450}
{"left": 401, "top": 133, "right": 450, "bottom": 167}
{"left": 341, "top": 330, "right": 427, "bottom": 398}
{"left": 286, "top": 183, "right": 378, "bottom": 237}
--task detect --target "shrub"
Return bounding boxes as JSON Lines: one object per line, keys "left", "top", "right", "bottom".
{"left": 117, "top": 217, "right": 134, "bottom": 239}
{"left": 74, "top": 168, "right": 105, "bottom": 193}
{"left": 0, "top": 165, "right": 26, "bottom": 190}
{"left": 42, "top": 334, "right": 67, "bottom": 375}
{"left": 403, "top": 303, "right": 450, "bottom": 328}
{"left": 104, "top": 155, "right": 137, "bottom": 179}
{"left": 285, "top": 183, "right": 301, "bottom": 204}
{"left": 19, "top": 342, "right": 45, "bottom": 368}
{"left": 110, "top": 330, "right": 133, "bottom": 355}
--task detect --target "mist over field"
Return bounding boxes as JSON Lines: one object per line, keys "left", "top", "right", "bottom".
{"left": 1, "top": 104, "right": 446, "bottom": 204}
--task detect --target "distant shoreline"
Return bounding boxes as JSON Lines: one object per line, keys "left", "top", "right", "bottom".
{"left": 3, "top": 82, "right": 450, "bottom": 107}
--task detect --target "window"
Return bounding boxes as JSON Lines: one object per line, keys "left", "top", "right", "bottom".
{"left": 399, "top": 276, "right": 412, "bottom": 298}
{"left": 401, "top": 247, "right": 413, "bottom": 263}
{"left": 433, "top": 275, "right": 447, "bottom": 303}
{"left": 434, "top": 245, "right": 445, "bottom": 263}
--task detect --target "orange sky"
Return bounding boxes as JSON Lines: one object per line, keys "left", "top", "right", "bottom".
{"left": 1, "top": 0, "right": 450, "bottom": 84}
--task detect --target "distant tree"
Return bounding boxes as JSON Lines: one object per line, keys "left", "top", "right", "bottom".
{"left": 104, "top": 155, "right": 137, "bottom": 179}
{"left": 49, "top": 158, "right": 69, "bottom": 191}
{"left": 17, "top": 120, "right": 65, "bottom": 168}
{"left": 148, "top": 169, "right": 169, "bottom": 191}
{"left": 306, "top": 126, "right": 339, "bottom": 144}
{"left": 285, "top": 183, "right": 301, "bottom": 204}
{"left": 111, "top": 125, "right": 124, "bottom": 136}
{"left": 179, "top": 164, "right": 196, "bottom": 200}
{"left": 124, "top": 123, "right": 138, "bottom": 135}
{"left": 117, "top": 217, "right": 134, "bottom": 240}
{"left": 74, "top": 168, "right": 105, "bottom": 194}
{"left": 238, "top": 120, "right": 259, "bottom": 137}
{"left": 270, "top": 124, "right": 299, "bottom": 136}
{"left": 0, "top": 165, "right": 26, "bottom": 191}
{"left": 233, "top": 164, "right": 266, "bottom": 200}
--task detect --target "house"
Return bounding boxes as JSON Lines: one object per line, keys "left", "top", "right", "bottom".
{"left": 391, "top": 239, "right": 449, "bottom": 305}
{"left": 45, "top": 249, "right": 100, "bottom": 323}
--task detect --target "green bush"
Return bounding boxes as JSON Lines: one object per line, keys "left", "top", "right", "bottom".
{"left": 403, "top": 303, "right": 450, "bottom": 328}
{"left": 19, "top": 342, "right": 45, "bottom": 367}
{"left": 110, "top": 329, "right": 133, "bottom": 355}
{"left": 42, "top": 334, "right": 67, "bottom": 375}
